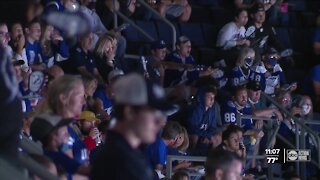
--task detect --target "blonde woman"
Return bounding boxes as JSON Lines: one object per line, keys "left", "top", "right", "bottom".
{"left": 94, "top": 33, "right": 117, "bottom": 82}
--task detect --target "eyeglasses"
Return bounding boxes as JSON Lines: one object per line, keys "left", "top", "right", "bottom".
{"left": 0, "top": 32, "right": 9, "bottom": 38}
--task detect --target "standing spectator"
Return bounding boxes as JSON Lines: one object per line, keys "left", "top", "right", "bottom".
{"left": 91, "top": 73, "right": 175, "bottom": 180}
{"left": 69, "top": 32, "right": 104, "bottom": 83}
{"left": 25, "top": 19, "right": 45, "bottom": 71}
{"left": 164, "top": 36, "right": 215, "bottom": 87}
{"left": 187, "top": 86, "right": 222, "bottom": 149}
{"left": 216, "top": 9, "right": 250, "bottom": 50}
{"left": 40, "top": 24, "right": 69, "bottom": 68}
{"left": 204, "top": 149, "right": 243, "bottom": 180}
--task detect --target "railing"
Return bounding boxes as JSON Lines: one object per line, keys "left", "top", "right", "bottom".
{"left": 261, "top": 92, "right": 320, "bottom": 180}
{"left": 112, "top": 0, "right": 177, "bottom": 50}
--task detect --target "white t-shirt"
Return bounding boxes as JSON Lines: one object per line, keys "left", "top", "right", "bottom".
{"left": 216, "top": 22, "right": 246, "bottom": 50}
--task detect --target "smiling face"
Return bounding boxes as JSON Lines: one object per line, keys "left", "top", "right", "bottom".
{"left": 27, "top": 22, "right": 41, "bottom": 41}
{"left": 234, "top": 89, "right": 248, "bottom": 107}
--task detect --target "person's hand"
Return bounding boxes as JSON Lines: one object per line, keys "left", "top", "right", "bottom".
{"left": 254, "top": 130, "right": 264, "bottom": 139}
{"left": 51, "top": 33, "right": 63, "bottom": 41}
{"left": 255, "top": 120, "right": 263, "bottom": 129}
{"left": 178, "top": 161, "right": 192, "bottom": 169}
{"left": 273, "top": 110, "right": 283, "bottom": 121}
{"left": 89, "top": 128, "right": 100, "bottom": 140}
{"left": 243, "top": 174, "right": 255, "bottom": 180}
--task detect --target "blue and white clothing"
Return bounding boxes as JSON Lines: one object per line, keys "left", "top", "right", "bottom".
{"left": 164, "top": 52, "right": 199, "bottom": 87}
{"left": 93, "top": 86, "right": 113, "bottom": 115}
{"left": 229, "top": 66, "right": 262, "bottom": 87}
{"left": 25, "top": 41, "right": 42, "bottom": 65}
{"left": 70, "top": 45, "right": 97, "bottom": 74}
{"left": 41, "top": 40, "right": 70, "bottom": 68}
{"left": 220, "top": 100, "right": 253, "bottom": 131}
{"left": 253, "top": 63, "right": 285, "bottom": 95}
{"left": 144, "top": 136, "right": 167, "bottom": 169}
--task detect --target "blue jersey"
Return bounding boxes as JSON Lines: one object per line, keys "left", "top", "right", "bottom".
{"left": 221, "top": 100, "right": 253, "bottom": 130}
{"left": 229, "top": 66, "right": 262, "bottom": 87}
{"left": 144, "top": 136, "right": 167, "bottom": 169}
{"left": 25, "top": 41, "right": 42, "bottom": 65}
{"left": 164, "top": 52, "right": 199, "bottom": 87}
{"left": 253, "top": 63, "right": 285, "bottom": 95}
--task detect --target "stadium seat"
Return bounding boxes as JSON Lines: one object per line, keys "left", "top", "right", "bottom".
{"left": 275, "top": 27, "right": 292, "bottom": 49}
{"left": 189, "top": 7, "right": 213, "bottom": 23}
{"left": 123, "top": 24, "right": 140, "bottom": 42}
{"left": 300, "top": 12, "right": 317, "bottom": 27}
{"left": 155, "top": 21, "right": 180, "bottom": 49}
{"left": 179, "top": 22, "right": 206, "bottom": 47}
{"left": 210, "top": 7, "right": 232, "bottom": 26}
{"left": 135, "top": 20, "right": 158, "bottom": 42}
{"left": 202, "top": 23, "right": 220, "bottom": 48}
{"left": 288, "top": 0, "right": 306, "bottom": 11}
{"left": 289, "top": 28, "right": 314, "bottom": 54}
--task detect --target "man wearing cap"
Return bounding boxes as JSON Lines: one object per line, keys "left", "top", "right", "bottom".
{"left": 91, "top": 73, "right": 176, "bottom": 180}
{"left": 246, "top": 4, "right": 283, "bottom": 54}
{"left": 74, "top": 111, "right": 101, "bottom": 152}
{"left": 164, "top": 36, "right": 215, "bottom": 87}
{"left": 253, "top": 48, "right": 286, "bottom": 96}
{"left": 30, "top": 113, "right": 90, "bottom": 177}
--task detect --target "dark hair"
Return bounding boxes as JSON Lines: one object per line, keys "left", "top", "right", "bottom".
{"left": 25, "top": 17, "right": 41, "bottom": 28}
{"left": 232, "top": 85, "right": 247, "bottom": 96}
{"left": 97, "top": 120, "right": 109, "bottom": 134}
{"left": 113, "top": 104, "right": 149, "bottom": 122}
{"left": 234, "top": 8, "right": 247, "bottom": 18}
{"left": 161, "top": 121, "right": 182, "bottom": 140}
{"left": 82, "top": 75, "right": 97, "bottom": 88}
{"left": 205, "top": 149, "right": 242, "bottom": 177}
{"left": 222, "top": 125, "right": 242, "bottom": 141}
{"left": 171, "top": 170, "right": 189, "bottom": 180}
{"left": 203, "top": 85, "right": 218, "bottom": 96}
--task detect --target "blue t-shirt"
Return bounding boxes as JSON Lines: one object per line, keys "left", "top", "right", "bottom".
{"left": 164, "top": 52, "right": 199, "bottom": 87}
{"left": 45, "top": 150, "right": 81, "bottom": 175}
{"left": 144, "top": 136, "right": 167, "bottom": 169}
{"left": 220, "top": 100, "right": 253, "bottom": 131}
{"left": 93, "top": 86, "right": 113, "bottom": 114}
{"left": 67, "top": 126, "right": 88, "bottom": 164}
{"left": 25, "top": 41, "right": 42, "bottom": 65}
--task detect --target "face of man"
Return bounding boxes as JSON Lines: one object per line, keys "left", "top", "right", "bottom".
{"left": 177, "top": 41, "right": 192, "bottom": 59}
{"left": 53, "top": 126, "right": 70, "bottom": 147}
{"left": 248, "top": 89, "right": 261, "bottom": 103}
{"left": 27, "top": 22, "right": 41, "bottom": 41}
{"left": 224, "top": 133, "right": 240, "bottom": 152}
{"left": 80, "top": 33, "right": 94, "bottom": 51}
{"left": 234, "top": 89, "right": 248, "bottom": 107}
{"left": 152, "top": 48, "right": 166, "bottom": 61}
{"left": 0, "top": 24, "right": 10, "bottom": 47}
{"left": 221, "top": 160, "right": 243, "bottom": 180}
{"left": 205, "top": 92, "right": 215, "bottom": 109}
{"left": 253, "top": 11, "right": 266, "bottom": 24}
{"left": 129, "top": 107, "right": 159, "bottom": 144}
{"left": 235, "top": 11, "right": 248, "bottom": 27}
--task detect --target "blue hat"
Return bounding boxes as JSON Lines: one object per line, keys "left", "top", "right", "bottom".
{"left": 151, "top": 40, "right": 166, "bottom": 50}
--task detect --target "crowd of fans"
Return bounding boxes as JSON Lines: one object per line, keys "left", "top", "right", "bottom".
{"left": 1, "top": 0, "right": 320, "bottom": 179}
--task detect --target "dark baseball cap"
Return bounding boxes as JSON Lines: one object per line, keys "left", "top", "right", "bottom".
{"left": 247, "top": 81, "right": 261, "bottom": 91}
{"left": 113, "top": 73, "right": 178, "bottom": 113}
{"left": 151, "top": 40, "right": 166, "bottom": 50}
{"left": 30, "top": 113, "right": 72, "bottom": 141}
{"left": 176, "top": 36, "right": 190, "bottom": 45}
{"left": 251, "top": 4, "right": 265, "bottom": 14}
{"left": 264, "top": 47, "right": 278, "bottom": 55}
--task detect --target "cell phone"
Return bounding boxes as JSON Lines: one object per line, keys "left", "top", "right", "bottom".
{"left": 115, "top": 23, "right": 130, "bottom": 32}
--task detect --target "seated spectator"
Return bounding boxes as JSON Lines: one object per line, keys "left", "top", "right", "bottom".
{"left": 45, "top": 75, "right": 89, "bottom": 164}
{"left": 164, "top": 36, "right": 215, "bottom": 87}
{"left": 82, "top": 75, "right": 98, "bottom": 111}
{"left": 246, "top": 4, "right": 283, "bottom": 56}
{"left": 254, "top": 48, "right": 285, "bottom": 96}
{"left": 218, "top": 124, "right": 246, "bottom": 160}
{"left": 204, "top": 149, "right": 243, "bottom": 180}
{"left": 9, "top": 22, "right": 29, "bottom": 72}
{"left": 187, "top": 86, "right": 222, "bottom": 149}
{"left": 40, "top": 24, "right": 69, "bottom": 68}
{"left": 247, "top": 80, "right": 267, "bottom": 109}
{"left": 145, "top": 0, "right": 192, "bottom": 22}
{"left": 24, "top": 19, "right": 45, "bottom": 71}
{"left": 145, "top": 121, "right": 185, "bottom": 173}
{"left": 30, "top": 113, "right": 90, "bottom": 177}
{"left": 293, "top": 96, "right": 314, "bottom": 120}
{"left": 79, "top": 0, "right": 127, "bottom": 62}
{"left": 69, "top": 32, "right": 104, "bottom": 83}
{"left": 74, "top": 111, "right": 101, "bottom": 152}
{"left": 216, "top": 9, "right": 250, "bottom": 51}
{"left": 174, "top": 126, "right": 189, "bottom": 155}
{"left": 94, "top": 33, "right": 117, "bottom": 81}
{"left": 229, "top": 47, "right": 257, "bottom": 87}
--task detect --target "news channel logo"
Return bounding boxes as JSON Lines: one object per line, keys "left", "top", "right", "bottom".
{"left": 286, "top": 149, "right": 311, "bottom": 162}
